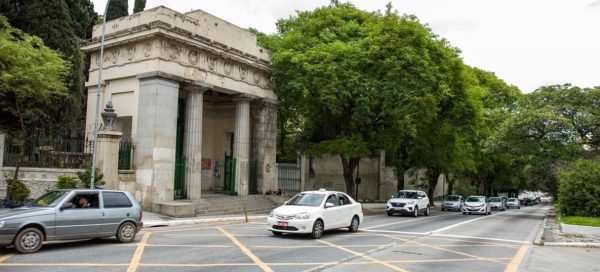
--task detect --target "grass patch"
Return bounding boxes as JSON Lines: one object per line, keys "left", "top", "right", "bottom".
{"left": 560, "top": 216, "right": 600, "bottom": 227}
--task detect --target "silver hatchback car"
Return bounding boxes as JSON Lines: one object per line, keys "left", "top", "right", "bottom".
{"left": 0, "top": 189, "right": 143, "bottom": 253}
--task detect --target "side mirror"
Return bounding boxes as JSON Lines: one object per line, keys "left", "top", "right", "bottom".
{"left": 60, "top": 203, "right": 73, "bottom": 210}
{"left": 325, "top": 202, "right": 334, "bottom": 208}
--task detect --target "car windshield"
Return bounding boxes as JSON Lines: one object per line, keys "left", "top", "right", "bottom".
{"left": 30, "top": 191, "right": 69, "bottom": 207}
{"left": 285, "top": 193, "right": 326, "bottom": 207}
{"left": 489, "top": 198, "right": 501, "bottom": 202}
{"left": 466, "top": 197, "right": 484, "bottom": 202}
{"left": 394, "top": 191, "right": 419, "bottom": 199}
{"left": 445, "top": 196, "right": 460, "bottom": 201}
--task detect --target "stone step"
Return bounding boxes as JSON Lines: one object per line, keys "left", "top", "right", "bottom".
{"left": 196, "top": 207, "right": 273, "bottom": 216}
{"left": 195, "top": 201, "right": 277, "bottom": 209}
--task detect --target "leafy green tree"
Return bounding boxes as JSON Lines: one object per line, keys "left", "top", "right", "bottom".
{"left": 133, "top": 0, "right": 146, "bottom": 13}
{"left": 0, "top": 16, "right": 69, "bottom": 182}
{"left": 558, "top": 158, "right": 600, "bottom": 217}
{"left": 106, "top": 0, "right": 128, "bottom": 21}
{"left": 264, "top": 2, "right": 482, "bottom": 198}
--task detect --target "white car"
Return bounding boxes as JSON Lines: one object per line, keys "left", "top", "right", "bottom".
{"left": 386, "top": 190, "right": 430, "bottom": 217}
{"left": 267, "top": 189, "right": 363, "bottom": 239}
{"left": 462, "top": 195, "right": 491, "bottom": 215}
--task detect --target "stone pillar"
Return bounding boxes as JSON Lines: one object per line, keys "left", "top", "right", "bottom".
{"left": 96, "top": 131, "right": 122, "bottom": 190}
{"left": 135, "top": 75, "right": 179, "bottom": 209}
{"left": 233, "top": 95, "right": 253, "bottom": 196}
{"left": 251, "top": 99, "right": 278, "bottom": 194}
{"left": 183, "top": 86, "right": 206, "bottom": 200}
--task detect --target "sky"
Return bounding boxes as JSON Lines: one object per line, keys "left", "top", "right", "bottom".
{"left": 91, "top": 0, "right": 600, "bottom": 93}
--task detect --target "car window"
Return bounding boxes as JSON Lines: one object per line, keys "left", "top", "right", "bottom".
{"left": 33, "top": 191, "right": 69, "bottom": 207}
{"left": 66, "top": 193, "right": 100, "bottom": 209}
{"left": 286, "top": 193, "right": 326, "bottom": 207}
{"left": 393, "top": 191, "right": 419, "bottom": 199}
{"left": 338, "top": 194, "right": 351, "bottom": 205}
{"left": 326, "top": 194, "right": 340, "bottom": 207}
{"left": 490, "top": 198, "right": 501, "bottom": 202}
{"left": 445, "top": 196, "right": 460, "bottom": 201}
{"left": 103, "top": 192, "right": 133, "bottom": 208}
{"left": 466, "top": 197, "right": 484, "bottom": 202}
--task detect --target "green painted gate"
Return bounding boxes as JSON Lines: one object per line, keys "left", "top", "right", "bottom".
{"left": 174, "top": 99, "right": 186, "bottom": 199}
{"left": 249, "top": 159, "right": 258, "bottom": 194}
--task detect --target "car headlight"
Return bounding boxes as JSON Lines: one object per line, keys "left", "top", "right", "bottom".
{"left": 0, "top": 221, "right": 4, "bottom": 228}
{"left": 295, "top": 212, "right": 310, "bottom": 219}
{"left": 407, "top": 201, "right": 416, "bottom": 205}
{"left": 268, "top": 212, "right": 274, "bottom": 218}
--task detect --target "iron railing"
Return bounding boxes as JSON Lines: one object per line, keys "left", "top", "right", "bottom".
{"left": 118, "top": 137, "right": 134, "bottom": 170}
{"left": 2, "top": 134, "right": 93, "bottom": 169}
{"left": 276, "top": 163, "right": 301, "bottom": 195}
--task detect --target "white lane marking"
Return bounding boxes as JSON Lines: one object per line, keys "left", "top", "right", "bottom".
{"left": 362, "top": 229, "right": 427, "bottom": 236}
{"left": 430, "top": 233, "right": 532, "bottom": 245}
{"left": 361, "top": 229, "right": 532, "bottom": 244}
{"left": 361, "top": 213, "right": 456, "bottom": 230}
{"left": 430, "top": 209, "right": 521, "bottom": 233}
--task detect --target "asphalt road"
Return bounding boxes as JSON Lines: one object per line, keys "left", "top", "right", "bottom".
{"left": 0, "top": 204, "right": 598, "bottom": 272}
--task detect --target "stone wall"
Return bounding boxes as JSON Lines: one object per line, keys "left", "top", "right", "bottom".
{"left": 0, "top": 167, "right": 82, "bottom": 199}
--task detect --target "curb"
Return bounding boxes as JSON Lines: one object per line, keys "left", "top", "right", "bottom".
{"left": 143, "top": 215, "right": 267, "bottom": 228}
{"left": 543, "top": 242, "right": 600, "bottom": 248}
{"left": 534, "top": 211, "right": 549, "bottom": 245}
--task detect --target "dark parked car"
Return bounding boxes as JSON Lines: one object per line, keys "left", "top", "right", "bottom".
{"left": 0, "top": 189, "right": 143, "bottom": 253}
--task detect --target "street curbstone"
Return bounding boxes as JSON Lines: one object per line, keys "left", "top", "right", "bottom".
{"left": 143, "top": 215, "right": 267, "bottom": 228}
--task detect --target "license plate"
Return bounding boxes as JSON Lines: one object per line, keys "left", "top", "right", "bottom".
{"left": 277, "top": 221, "right": 288, "bottom": 227}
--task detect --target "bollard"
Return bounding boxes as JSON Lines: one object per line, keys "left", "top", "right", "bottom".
{"left": 244, "top": 206, "right": 248, "bottom": 223}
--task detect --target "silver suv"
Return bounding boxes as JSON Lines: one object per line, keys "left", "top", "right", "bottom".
{"left": 0, "top": 189, "right": 143, "bottom": 253}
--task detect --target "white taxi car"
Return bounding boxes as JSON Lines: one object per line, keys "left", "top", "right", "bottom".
{"left": 267, "top": 189, "right": 363, "bottom": 239}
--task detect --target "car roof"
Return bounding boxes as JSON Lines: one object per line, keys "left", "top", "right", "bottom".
{"left": 300, "top": 190, "right": 346, "bottom": 194}
{"left": 397, "top": 190, "right": 421, "bottom": 193}
{"left": 48, "top": 189, "right": 131, "bottom": 193}
{"left": 467, "top": 195, "right": 486, "bottom": 198}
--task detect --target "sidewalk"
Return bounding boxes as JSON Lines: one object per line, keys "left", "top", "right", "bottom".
{"left": 536, "top": 206, "right": 600, "bottom": 247}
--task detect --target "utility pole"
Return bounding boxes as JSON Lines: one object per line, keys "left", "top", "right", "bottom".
{"left": 91, "top": 0, "right": 110, "bottom": 189}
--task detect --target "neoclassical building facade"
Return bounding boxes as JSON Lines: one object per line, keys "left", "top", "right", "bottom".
{"left": 82, "top": 6, "right": 277, "bottom": 209}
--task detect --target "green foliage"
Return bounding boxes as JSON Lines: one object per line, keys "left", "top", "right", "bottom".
{"left": 56, "top": 175, "right": 77, "bottom": 189}
{"left": 453, "top": 180, "right": 477, "bottom": 197}
{"left": 560, "top": 216, "right": 600, "bottom": 227}
{"left": 0, "top": 16, "right": 69, "bottom": 133}
{"left": 558, "top": 158, "right": 600, "bottom": 217}
{"left": 133, "top": 0, "right": 146, "bottom": 13}
{"left": 77, "top": 164, "right": 104, "bottom": 188}
{"left": 106, "top": 0, "right": 128, "bottom": 21}
{"left": 8, "top": 181, "right": 30, "bottom": 201}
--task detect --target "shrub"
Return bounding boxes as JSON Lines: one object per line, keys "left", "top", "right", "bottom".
{"left": 558, "top": 158, "right": 600, "bottom": 217}
{"left": 55, "top": 175, "right": 77, "bottom": 189}
{"left": 8, "top": 181, "right": 30, "bottom": 201}
{"left": 77, "top": 164, "right": 104, "bottom": 189}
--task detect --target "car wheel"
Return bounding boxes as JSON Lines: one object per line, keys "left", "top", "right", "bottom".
{"left": 15, "top": 227, "right": 44, "bottom": 254}
{"left": 413, "top": 206, "right": 419, "bottom": 217}
{"left": 117, "top": 222, "right": 137, "bottom": 243}
{"left": 311, "top": 220, "right": 324, "bottom": 239}
{"left": 518, "top": 206, "right": 521, "bottom": 209}
{"left": 387, "top": 211, "right": 393, "bottom": 216}
{"left": 425, "top": 206, "right": 430, "bottom": 216}
{"left": 348, "top": 216, "right": 359, "bottom": 232}
{"left": 272, "top": 231, "right": 283, "bottom": 236}
{"left": 463, "top": 212, "right": 467, "bottom": 215}
{"left": 441, "top": 208, "right": 445, "bottom": 211}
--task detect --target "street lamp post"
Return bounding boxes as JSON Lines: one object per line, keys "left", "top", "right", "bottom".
{"left": 90, "top": 0, "right": 110, "bottom": 189}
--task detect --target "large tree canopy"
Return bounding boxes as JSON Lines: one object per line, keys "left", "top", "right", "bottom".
{"left": 106, "top": 0, "right": 128, "bottom": 21}
{"left": 262, "top": 2, "right": 483, "bottom": 199}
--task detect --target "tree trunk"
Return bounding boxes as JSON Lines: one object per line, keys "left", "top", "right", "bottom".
{"left": 341, "top": 155, "right": 360, "bottom": 198}
{"left": 427, "top": 167, "right": 441, "bottom": 206}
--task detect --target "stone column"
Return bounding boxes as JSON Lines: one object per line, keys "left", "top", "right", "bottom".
{"left": 251, "top": 99, "right": 278, "bottom": 194}
{"left": 233, "top": 95, "right": 253, "bottom": 196}
{"left": 96, "top": 131, "right": 122, "bottom": 190}
{"left": 183, "top": 86, "right": 206, "bottom": 200}
{"left": 135, "top": 74, "right": 179, "bottom": 209}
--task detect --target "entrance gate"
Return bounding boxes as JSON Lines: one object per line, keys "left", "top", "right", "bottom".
{"left": 214, "top": 155, "right": 236, "bottom": 195}
{"left": 174, "top": 99, "right": 186, "bottom": 199}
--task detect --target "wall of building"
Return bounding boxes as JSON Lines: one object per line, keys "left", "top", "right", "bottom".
{"left": 201, "top": 103, "right": 235, "bottom": 191}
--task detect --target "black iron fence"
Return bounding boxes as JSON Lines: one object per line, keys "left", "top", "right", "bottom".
{"left": 276, "top": 163, "right": 301, "bottom": 195}
{"left": 2, "top": 134, "right": 93, "bottom": 169}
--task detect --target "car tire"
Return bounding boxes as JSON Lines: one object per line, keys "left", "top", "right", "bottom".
{"left": 441, "top": 208, "right": 445, "bottom": 211}
{"left": 387, "top": 211, "right": 393, "bottom": 216}
{"left": 117, "top": 222, "right": 137, "bottom": 243}
{"left": 311, "top": 220, "right": 324, "bottom": 239}
{"left": 518, "top": 207, "right": 521, "bottom": 209}
{"left": 348, "top": 216, "right": 359, "bottom": 232}
{"left": 14, "top": 227, "right": 44, "bottom": 254}
{"left": 425, "top": 206, "right": 430, "bottom": 216}
{"left": 272, "top": 231, "right": 283, "bottom": 236}
{"left": 463, "top": 212, "right": 467, "bottom": 215}
{"left": 413, "top": 206, "right": 419, "bottom": 217}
